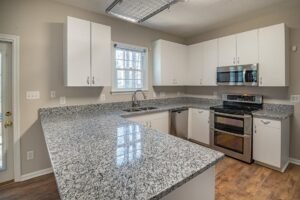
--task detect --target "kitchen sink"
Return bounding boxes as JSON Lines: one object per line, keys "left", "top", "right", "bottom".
{"left": 123, "top": 106, "right": 158, "bottom": 112}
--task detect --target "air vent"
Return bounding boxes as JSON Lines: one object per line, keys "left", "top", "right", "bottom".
{"left": 106, "top": 0, "right": 181, "bottom": 23}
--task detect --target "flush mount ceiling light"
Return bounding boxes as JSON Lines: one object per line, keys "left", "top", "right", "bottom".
{"left": 106, "top": 0, "right": 183, "bottom": 23}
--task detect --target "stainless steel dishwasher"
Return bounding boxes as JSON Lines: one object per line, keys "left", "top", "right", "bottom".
{"left": 170, "top": 108, "right": 188, "bottom": 139}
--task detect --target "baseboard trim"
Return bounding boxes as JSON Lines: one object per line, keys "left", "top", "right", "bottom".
{"left": 15, "top": 168, "right": 53, "bottom": 182}
{"left": 290, "top": 158, "right": 300, "bottom": 166}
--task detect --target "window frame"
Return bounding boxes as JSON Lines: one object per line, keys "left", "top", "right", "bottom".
{"left": 111, "top": 42, "right": 148, "bottom": 93}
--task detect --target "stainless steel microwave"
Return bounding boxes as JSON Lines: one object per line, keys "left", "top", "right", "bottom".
{"left": 216, "top": 64, "right": 258, "bottom": 86}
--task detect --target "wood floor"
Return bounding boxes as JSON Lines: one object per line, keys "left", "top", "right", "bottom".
{"left": 0, "top": 157, "right": 299, "bottom": 200}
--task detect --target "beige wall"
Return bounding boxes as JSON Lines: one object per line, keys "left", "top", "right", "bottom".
{"left": 185, "top": 0, "right": 300, "bottom": 160}
{"left": 0, "top": 0, "right": 299, "bottom": 175}
{"left": 0, "top": 0, "right": 185, "bottom": 174}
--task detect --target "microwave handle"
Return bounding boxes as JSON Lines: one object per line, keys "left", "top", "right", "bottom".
{"left": 243, "top": 69, "right": 246, "bottom": 84}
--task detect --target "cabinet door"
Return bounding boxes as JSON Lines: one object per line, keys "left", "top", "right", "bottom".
{"left": 65, "top": 17, "right": 91, "bottom": 86}
{"left": 160, "top": 40, "right": 176, "bottom": 85}
{"left": 187, "top": 43, "right": 203, "bottom": 85}
{"left": 188, "top": 109, "right": 210, "bottom": 145}
{"left": 258, "top": 23, "right": 288, "bottom": 86}
{"left": 236, "top": 29, "right": 258, "bottom": 65}
{"left": 253, "top": 118, "right": 281, "bottom": 168}
{"left": 202, "top": 39, "right": 218, "bottom": 86}
{"left": 218, "top": 35, "right": 236, "bottom": 66}
{"left": 126, "top": 115, "right": 149, "bottom": 127}
{"left": 173, "top": 44, "right": 187, "bottom": 85}
{"left": 150, "top": 114, "right": 169, "bottom": 134}
{"left": 91, "top": 22, "right": 111, "bottom": 86}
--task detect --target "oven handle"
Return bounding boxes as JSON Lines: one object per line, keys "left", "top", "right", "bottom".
{"left": 214, "top": 112, "right": 252, "bottom": 119}
{"left": 213, "top": 128, "right": 251, "bottom": 138}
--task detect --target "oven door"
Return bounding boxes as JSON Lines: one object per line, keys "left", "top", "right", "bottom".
{"left": 210, "top": 111, "right": 253, "bottom": 163}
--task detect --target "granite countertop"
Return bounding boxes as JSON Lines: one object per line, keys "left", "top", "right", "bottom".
{"left": 251, "top": 103, "right": 294, "bottom": 120}
{"left": 40, "top": 98, "right": 224, "bottom": 200}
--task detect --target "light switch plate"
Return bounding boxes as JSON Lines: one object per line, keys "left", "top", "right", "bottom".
{"left": 50, "top": 91, "right": 56, "bottom": 98}
{"left": 26, "top": 91, "right": 40, "bottom": 100}
{"left": 27, "top": 151, "right": 34, "bottom": 160}
{"left": 290, "top": 95, "right": 300, "bottom": 103}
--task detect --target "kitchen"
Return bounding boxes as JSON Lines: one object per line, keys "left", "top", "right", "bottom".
{"left": 0, "top": 0, "right": 300, "bottom": 199}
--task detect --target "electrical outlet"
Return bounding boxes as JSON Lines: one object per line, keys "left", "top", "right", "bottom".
{"left": 290, "top": 95, "right": 300, "bottom": 103}
{"left": 59, "top": 96, "right": 66, "bottom": 105}
{"left": 50, "top": 91, "right": 56, "bottom": 98}
{"left": 27, "top": 151, "right": 34, "bottom": 160}
{"left": 26, "top": 91, "right": 40, "bottom": 100}
{"left": 100, "top": 94, "right": 106, "bottom": 102}
{"left": 153, "top": 92, "right": 157, "bottom": 98}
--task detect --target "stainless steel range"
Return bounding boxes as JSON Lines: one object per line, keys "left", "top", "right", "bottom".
{"left": 210, "top": 94, "right": 263, "bottom": 163}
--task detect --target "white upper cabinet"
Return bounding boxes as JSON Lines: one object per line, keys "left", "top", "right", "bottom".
{"left": 218, "top": 35, "right": 237, "bottom": 66}
{"left": 236, "top": 29, "right": 258, "bottom": 65}
{"left": 91, "top": 22, "right": 111, "bottom": 87}
{"left": 187, "top": 43, "right": 203, "bottom": 85}
{"left": 153, "top": 40, "right": 187, "bottom": 86}
{"left": 218, "top": 29, "right": 259, "bottom": 66}
{"left": 65, "top": 17, "right": 91, "bottom": 86}
{"left": 187, "top": 39, "right": 217, "bottom": 86}
{"left": 258, "top": 23, "right": 289, "bottom": 87}
{"left": 202, "top": 39, "right": 218, "bottom": 86}
{"left": 64, "top": 16, "right": 111, "bottom": 87}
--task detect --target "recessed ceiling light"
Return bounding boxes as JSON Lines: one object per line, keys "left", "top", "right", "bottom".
{"left": 106, "top": 0, "right": 182, "bottom": 23}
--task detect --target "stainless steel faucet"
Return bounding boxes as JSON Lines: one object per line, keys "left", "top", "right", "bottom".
{"left": 132, "top": 90, "right": 147, "bottom": 107}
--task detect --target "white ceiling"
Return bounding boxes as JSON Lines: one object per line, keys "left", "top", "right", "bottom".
{"left": 54, "top": 0, "right": 286, "bottom": 37}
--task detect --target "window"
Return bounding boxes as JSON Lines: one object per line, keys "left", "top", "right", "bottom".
{"left": 112, "top": 43, "right": 147, "bottom": 92}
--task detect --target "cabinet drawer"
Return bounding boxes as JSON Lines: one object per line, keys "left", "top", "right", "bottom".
{"left": 254, "top": 118, "right": 281, "bottom": 129}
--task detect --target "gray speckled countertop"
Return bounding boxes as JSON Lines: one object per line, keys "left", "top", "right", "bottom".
{"left": 39, "top": 97, "right": 294, "bottom": 200}
{"left": 40, "top": 98, "right": 224, "bottom": 200}
{"left": 252, "top": 103, "right": 294, "bottom": 120}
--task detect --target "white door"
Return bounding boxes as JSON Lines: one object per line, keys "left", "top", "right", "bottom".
{"left": 236, "top": 29, "right": 258, "bottom": 65}
{"left": 91, "top": 22, "right": 111, "bottom": 87}
{"left": 187, "top": 43, "right": 203, "bottom": 85}
{"left": 258, "top": 23, "right": 287, "bottom": 86}
{"left": 202, "top": 39, "right": 218, "bottom": 86}
{"left": 188, "top": 109, "right": 210, "bottom": 145}
{"left": 253, "top": 118, "right": 281, "bottom": 168}
{"left": 65, "top": 17, "right": 91, "bottom": 86}
{"left": 0, "top": 42, "right": 14, "bottom": 183}
{"left": 150, "top": 115, "right": 169, "bottom": 134}
{"left": 218, "top": 35, "right": 236, "bottom": 66}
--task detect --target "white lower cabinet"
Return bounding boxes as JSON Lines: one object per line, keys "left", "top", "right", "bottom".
{"left": 188, "top": 108, "right": 210, "bottom": 145}
{"left": 253, "top": 117, "right": 290, "bottom": 172}
{"left": 126, "top": 112, "right": 169, "bottom": 134}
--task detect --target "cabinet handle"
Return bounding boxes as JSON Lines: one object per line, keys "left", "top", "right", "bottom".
{"left": 198, "top": 110, "right": 203, "bottom": 114}
{"left": 92, "top": 76, "right": 95, "bottom": 85}
{"left": 237, "top": 57, "right": 240, "bottom": 64}
{"left": 87, "top": 77, "right": 90, "bottom": 85}
{"left": 261, "top": 120, "right": 270, "bottom": 125}
{"left": 150, "top": 121, "right": 152, "bottom": 128}
{"left": 254, "top": 125, "right": 256, "bottom": 134}
{"left": 200, "top": 79, "right": 202, "bottom": 85}
{"left": 233, "top": 57, "right": 236, "bottom": 64}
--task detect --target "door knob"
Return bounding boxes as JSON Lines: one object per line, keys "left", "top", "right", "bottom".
{"left": 5, "top": 111, "right": 12, "bottom": 117}
{"left": 4, "top": 120, "right": 13, "bottom": 128}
